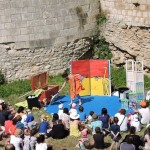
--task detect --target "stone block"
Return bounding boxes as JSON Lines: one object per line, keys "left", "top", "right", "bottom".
{"left": 0, "top": 29, "right": 9, "bottom": 36}
{"left": 49, "top": 0, "right": 59, "bottom": 5}
{"left": 49, "top": 30, "right": 60, "bottom": 38}
{"left": 5, "top": 22, "right": 16, "bottom": 29}
{"left": 15, "top": 21, "right": 27, "bottom": 28}
{"left": 0, "top": 36, "right": 8, "bottom": 43}
{"left": 22, "top": 13, "right": 33, "bottom": 21}
{"left": 17, "top": 35, "right": 29, "bottom": 41}
{"left": 60, "top": 28, "right": 78, "bottom": 37}
{"left": 143, "top": 12, "right": 148, "bottom": 17}
{"left": 15, "top": 8, "right": 28, "bottom": 14}
{"left": 0, "top": 15, "right": 11, "bottom": 23}
{"left": 55, "top": 23, "right": 64, "bottom": 30}
{"left": 46, "top": 18, "right": 57, "bottom": 25}
{"left": 27, "top": 20, "right": 46, "bottom": 27}
{"left": 34, "top": 32, "right": 49, "bottom": 40}
{"left": 4, "top": 8, "right": 16, "bottom": 15}
{"left": 11, "top": 14, "right": 22, "bottom": 22}
{"left": 28, "top": 7, "right": 36, "bottom": 13}
{"left": 7, "top": 35, "right": 18, "bottom": 42}
{"left": 10, "top": 1, "right": 24, "bottom": 8}
{"left": 63, "top": 21, "right": 78, "bottom": 29}
{"left": 21, "top": 27, "right": 33, "bottom": 35}
{"left": 7, "top": 28, "right": 20, "bottom": 36}
{"left": 15, "top": 41, "right": 28, "bottom": 49}
{"left": 32, "top": 12, "right": 43, "bottom": 20}
{"left": 29, "top": 34, "right": 35, "bottom": 40}
{"left": 34, "top": 25, "right": 56, "bottom": 33}
{"left": 0, "top": 24, "right": 4, "bottom": 29}
{"left": 0, "top": 9, "right": 4, "bottom": 15}
{"left": 39, "top": 0, "right": 49, "bottom": 5}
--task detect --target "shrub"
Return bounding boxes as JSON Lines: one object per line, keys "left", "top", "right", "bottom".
{"left": 0, "top": 70, "right": 6, "bottom": 85}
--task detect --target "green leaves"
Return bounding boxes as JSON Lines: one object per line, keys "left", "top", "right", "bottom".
{"left": 93, "top": 36, "right": 112, "bottom": 60}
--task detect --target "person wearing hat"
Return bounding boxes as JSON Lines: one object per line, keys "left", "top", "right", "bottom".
{"left": 70, "top": 111, "right": 81, "bottom": 137}
{"left": 136, "top": 101, "right": 150, "bottom": 125}
{"left": 89, "top": 113, "right": 102, "bottom": 135}
{"left": 58, "top": 72, "right": 84, "bottom": 105}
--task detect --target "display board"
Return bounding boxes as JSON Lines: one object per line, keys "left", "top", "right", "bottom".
{"left": 71, "top": 60, "right": 111, "bottom": 96}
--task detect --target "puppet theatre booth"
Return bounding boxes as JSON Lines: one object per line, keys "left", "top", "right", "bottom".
{"left": 46, "top": 60, "right": 121, "bottom": 116}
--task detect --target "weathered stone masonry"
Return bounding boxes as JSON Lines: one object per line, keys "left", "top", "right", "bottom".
{"left": 100, "top": 0, "right": 150, "bottom": 74}
{"left": 0, "top": 0, "right": 100, "bottom": 80}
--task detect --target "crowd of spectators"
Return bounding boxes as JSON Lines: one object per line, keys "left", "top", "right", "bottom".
{"left": 0, "top": 99, "right": 150, "bottom": 150}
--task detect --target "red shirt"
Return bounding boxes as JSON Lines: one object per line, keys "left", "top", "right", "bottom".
{"left": 9, "top": 124, "right": 16, "bottom": 135}
{"left": 4, "top": 120, "right": 13, "bottom": 134}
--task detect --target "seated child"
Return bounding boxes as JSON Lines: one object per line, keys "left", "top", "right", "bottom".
{"left": 76, "top": 129, "right": 90, "bottom": 150}
{"left": 130, "top": 114, "right": 141, "bottom": 132}
{"left": 86, "top": 111, "right": 94, "bottom": 124}
{"left": 39, "top": 115, "right": 49, "bottom": 135}
{"left": 69, "top": 103, "right": 77, "bottom": 115}
{"left": 92, "top": 127, "right": 105, "bottom": 149}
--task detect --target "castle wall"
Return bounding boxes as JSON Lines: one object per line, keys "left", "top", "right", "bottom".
{"left": 0, "top": 0, "right": 100, "bottom": 80}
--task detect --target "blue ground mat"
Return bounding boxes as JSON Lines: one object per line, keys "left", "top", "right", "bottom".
{"left": 46, "top": 95, "right": 121, "bottom": 117}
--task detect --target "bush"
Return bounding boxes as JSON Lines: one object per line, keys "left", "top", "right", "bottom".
{"left": 93, "top": 36, "right": 112, "bottom": 60}
{"left": 0, "top": 70, "right": 6, "bottom": 85}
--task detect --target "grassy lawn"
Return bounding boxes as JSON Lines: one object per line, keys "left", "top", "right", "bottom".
{"left": 0, "top": 68, "right": 149, "bottom": 149}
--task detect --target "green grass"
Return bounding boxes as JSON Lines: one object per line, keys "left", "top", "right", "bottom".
{"left": 0, "top": 68, "right": 150, "bottom": 149}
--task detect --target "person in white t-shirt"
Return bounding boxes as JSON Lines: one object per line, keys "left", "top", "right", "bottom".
{"left": 138, "top": 101, "right": 150, "bottom": 125}
{"left": 69, "top": 103, "right": 77, "bottom": 115}
{"left": 115, "top": 109, "right": 128, "bottom": 132}
{"left": 130, "top": 114, "right": 141, "bottom": 132}
{"left": 58, "top": 103, "right": 64, "bottom": 120}
{"left": 36, "top": 135, "right": 47, "bottom": 150}
{"left": 10, "top": 128, "right": 23, "bottom": 150}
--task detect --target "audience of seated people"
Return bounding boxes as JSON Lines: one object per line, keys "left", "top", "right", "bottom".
{"left": 0, "top": 100, "right": 149, "bottom": 150}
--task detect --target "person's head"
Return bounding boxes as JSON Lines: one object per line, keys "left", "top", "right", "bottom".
{"left": 127, "top": 136, "right": 134, "bottom": 144}
{"left": 95, "top": 127, "right": 101, "bottom": 134}
{"left": 58, "top": 104, "right": 63, "bottom": 110}
{"left": 79, "top": 106, "right": 84, "bottom": 112}
{"left": 71, "top": 103, "right": 77, "bottom": 109}
{"left": 101, "top": 108, "right": 108, "bottom": 115}
{"left": 119, "top": 109, "right": 126, "bottom": 115}
{"left": 17, "top": 106, "right": 25, "bottom": 113}
{"left": 129, "top": 126, "right": 136, "bottom": 135}
{"left": 70, "top": 111, "right": 80, "bottom": 121}
{"left": 62, "top": 70, "right": 69, "bottom": 79}
{"left": 140, "top": 101, "right": 147, "bottom": 108}
{"left": 37, "top": 135, "right": 45, "bottom": 144}
{"left": 30, "top": 128, "right": 37, "bottom": 137}
{"left": 8, "top": 114, "right": 14, "bottom": 120}
{"left": 92, "top": 113, "right": 98, "bottom": 121}
{"left": 63, "top": 108, "right": 69, "bottom": 114}
{"left": 41, "top": 114, "right": 47, "bottom": 122}
{"left": 81, "top": 129, "right": 87, "bottom": 137}
{"left": 113, "top": 117, "right": 119, "bottom": 124}
{"left": 15, "top": 115, "right": 22, "bottom": 122}
{"left": 89, "top": 111, "right": 94, "bottom": 116}
{"left": 14, "top": 128, "right": 22, "bottom": 137}
{"left": 52, "top": 113, "right": 59, "bottom": 122}
{"left": 5, "top": 144, "right": 15, "bottom": 150}
{"left": 24, "top": 128, "right": 31, "bottom": 136}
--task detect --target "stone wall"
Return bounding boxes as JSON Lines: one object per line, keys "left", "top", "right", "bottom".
{"left": 0, "top": 0, "right": 99, "bottom": 80}
{"left": 100, "top": 0, "right": 150, "bottom": 74}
